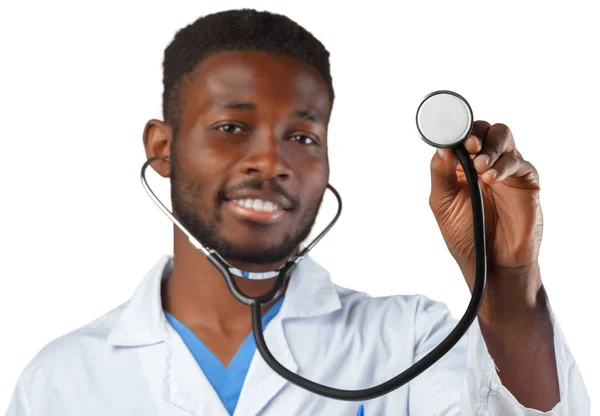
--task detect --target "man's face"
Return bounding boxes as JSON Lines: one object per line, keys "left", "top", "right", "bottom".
{"left": 170, "top": 50, "right": 331, "bottom": 267}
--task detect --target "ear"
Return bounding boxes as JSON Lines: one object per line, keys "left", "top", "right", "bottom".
{"left": 142, "top": 119, "right": 172, "bottom": 178}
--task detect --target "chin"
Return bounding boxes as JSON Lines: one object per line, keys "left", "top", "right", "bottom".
{"left": 217, "top": 238, "right": 298, "bottom": 266}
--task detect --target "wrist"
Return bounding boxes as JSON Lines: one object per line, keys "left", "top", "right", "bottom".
{"left": 478, "top": 288, "right": 549, "bottom": 335}
{"left": 478, "top": 287, "right": 554, "bottom": 367}
{"left": 475, "top": 262, "right": 545, "bottom": 328}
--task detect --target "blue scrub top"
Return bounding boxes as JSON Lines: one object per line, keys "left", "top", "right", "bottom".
{"left": 165, "top": 296, "right": 285, "bottom": 415}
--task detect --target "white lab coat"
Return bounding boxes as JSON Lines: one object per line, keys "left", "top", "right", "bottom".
{"left": 6, "top": 255, "right": 590, "bottom": 415}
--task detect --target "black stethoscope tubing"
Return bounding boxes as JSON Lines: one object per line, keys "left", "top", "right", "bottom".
{"left": 140, "top": 96, "right": 486, "bottom": 402}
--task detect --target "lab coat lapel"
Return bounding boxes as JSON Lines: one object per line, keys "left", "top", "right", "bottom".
{"left": 233, "top": 317, "right": 297, "bottom": 416}
{"left": 161, "top": 322, "right": 230, "bottom": 416}
{"left": 108, "top": 256, "right": 229, "bottom": 415}
{"left": 108, "top": 255, "right": 341, "bottom": 416}
{"left": 234, "top": 256, "right": 342, "bottom": 416}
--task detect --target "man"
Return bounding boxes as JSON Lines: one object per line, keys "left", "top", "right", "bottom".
{"left": 7, "top": 8, "right": 590, "bottom": 416}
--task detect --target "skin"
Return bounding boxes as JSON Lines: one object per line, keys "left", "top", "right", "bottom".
{"left": 143, "top": 50, "right": 559, "bottom": 411}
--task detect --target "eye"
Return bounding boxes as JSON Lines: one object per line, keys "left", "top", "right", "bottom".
{"left": 216, "top": 123, "right": 245, "bottom": 134}
{"left": 288, "top": 134, "right": 318, "bottom": 146}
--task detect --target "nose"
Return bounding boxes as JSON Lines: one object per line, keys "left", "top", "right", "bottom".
{"left": 238, "top": 129, "right": 293, "bottom": 180}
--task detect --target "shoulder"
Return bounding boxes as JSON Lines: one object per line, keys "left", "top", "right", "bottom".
{"left": 331, "top": 284, "right": 456, "bottom": 334}
{"left": 18, "top": 301, "right": 128, "bottom": 384}
{"left": 333, "top": 284, "right": 452, "bottom": 317}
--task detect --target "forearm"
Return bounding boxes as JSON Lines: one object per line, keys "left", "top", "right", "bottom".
{"left": 476, "top": 264, "right": 560, "bottom": 411}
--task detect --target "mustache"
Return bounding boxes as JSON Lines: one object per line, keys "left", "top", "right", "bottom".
{"left": 218, "top": 179, "right": 300, "bottom": 209}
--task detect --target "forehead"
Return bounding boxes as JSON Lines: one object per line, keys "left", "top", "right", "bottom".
{"left": 183, "top": 50, "right": 331, "bottom": 117}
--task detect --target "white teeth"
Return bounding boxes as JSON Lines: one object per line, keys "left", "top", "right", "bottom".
{"left": 232, "top": 199, "right": 281, "bottom": 212}
{"left": 253, "top": 199, "right": 264, "bottom": 211}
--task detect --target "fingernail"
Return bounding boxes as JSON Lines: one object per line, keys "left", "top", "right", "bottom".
{"left": 484, "top": 168, "right": 498, "bottom": 178}
{"left": 437, "top": 148, "right": 446, "bottom": 158}
{"left": 478, "top": 155, "right": 490, "bottom": 166}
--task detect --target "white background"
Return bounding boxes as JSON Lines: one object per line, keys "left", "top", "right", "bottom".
{"left": 1, "top": 0, "right": 598, "bottom": 411}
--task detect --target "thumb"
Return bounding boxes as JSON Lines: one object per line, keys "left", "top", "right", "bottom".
{"left": 430, "top": 147, "right": 460, "bottom": 201}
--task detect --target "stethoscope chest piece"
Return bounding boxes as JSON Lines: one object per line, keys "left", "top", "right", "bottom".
{"left": 416, "top": 90, "right": 474, "bottom": 148}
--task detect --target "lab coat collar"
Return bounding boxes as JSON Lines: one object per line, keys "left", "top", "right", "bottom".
{"left": 107, "top": 255, "right": 173, "bottom": 347}
{"left": 107, "top": 253, "right": 342, "bottom": 347}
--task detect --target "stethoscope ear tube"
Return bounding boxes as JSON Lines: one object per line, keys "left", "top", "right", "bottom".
{"left": 250, "top": 143, "right": 486, "bottom": 401}
{"left": 206, "top": 253, "right": 295, "bottom": 306}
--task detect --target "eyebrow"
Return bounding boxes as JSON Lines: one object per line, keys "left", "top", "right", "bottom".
{"left": 209, "top": 100, "right": 327, "bottom": 125}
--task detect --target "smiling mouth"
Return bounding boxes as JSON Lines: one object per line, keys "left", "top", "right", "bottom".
{"left": 225, "top": 199, "right": 287, "bottom": 224}
{"left": 230, "top": 198, "right": 282, "bottom": 212}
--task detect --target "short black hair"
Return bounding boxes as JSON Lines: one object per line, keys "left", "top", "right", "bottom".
{"left": 162, "top": 8, "right": 335, "bottom": 136}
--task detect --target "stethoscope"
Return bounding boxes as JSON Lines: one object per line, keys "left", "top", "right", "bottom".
{"left": 141, "top": 90, "right": 486, "bottom": 401}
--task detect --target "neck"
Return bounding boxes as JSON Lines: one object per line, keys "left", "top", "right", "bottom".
{"left": 162, "top": 227, "right": 291, "bottom": 332}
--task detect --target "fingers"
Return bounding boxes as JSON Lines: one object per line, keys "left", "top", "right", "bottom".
{"left": 457, "top": 120, "right": 490, "bottom": 171}
{"left": 463, "top": 135, "right": 482, "bottom": 155}
{"left": 463, "top": 122, "right": 517, "bottom": 175}
{"left": 480, "top": 152, "right": 540, "bottom": 187}
{"left": 433, "top": 120, "right": 539, "bottom": 190}
{"left": 470, "top": 120, "right": 492, "bottom": 144}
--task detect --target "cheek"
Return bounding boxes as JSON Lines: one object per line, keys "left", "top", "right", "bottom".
{"left": 300, "top": 161, "right": 329, "bottom": 203}
{"left": 185, "top": 146, "right": 232, "bottom": 173}
{"left": 177, "top": 141, "right": 240, "bottom": 198}
{"left": 302, "top": 157, "right": 329, "bottom": 184}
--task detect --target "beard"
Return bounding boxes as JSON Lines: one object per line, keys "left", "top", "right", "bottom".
{"left": 169, "top": 148, "right": 324, "bottom": 266}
